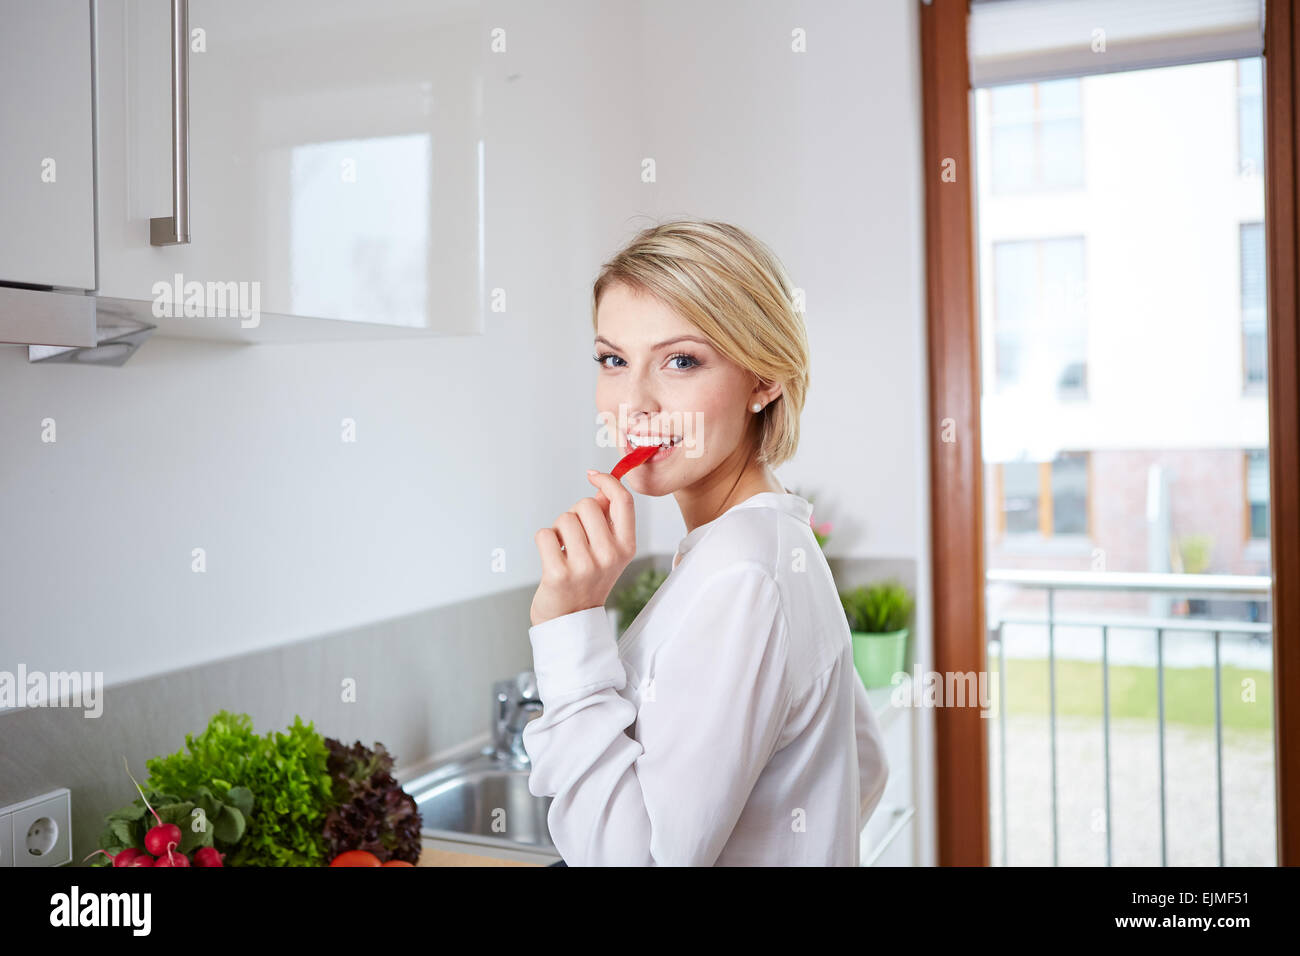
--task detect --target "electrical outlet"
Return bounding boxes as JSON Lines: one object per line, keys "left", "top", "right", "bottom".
{"left": 0, "top": 811, "right": 12, "bottom": 866}
{"left": 3, "top": 788, "right": 71, "bottom": 867}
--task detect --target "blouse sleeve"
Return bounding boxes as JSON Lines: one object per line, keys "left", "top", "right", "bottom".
{"left": 852, "top": 667, "right": 890, "bottom": 832}
{"left": 521, "top": 562, "right": 793, "bottom": 866}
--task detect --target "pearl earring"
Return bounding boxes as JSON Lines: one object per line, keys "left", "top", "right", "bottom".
{"left": 751, "top": 403, "right": 763, "bottom": 412}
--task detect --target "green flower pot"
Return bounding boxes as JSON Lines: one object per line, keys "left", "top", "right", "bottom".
{"left": 851, "top": 628, "right": 909, "bottom": 688}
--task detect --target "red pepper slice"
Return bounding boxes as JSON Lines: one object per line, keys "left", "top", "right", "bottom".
{"left": 610, "top": 442, "right": 658, "bottom": 479}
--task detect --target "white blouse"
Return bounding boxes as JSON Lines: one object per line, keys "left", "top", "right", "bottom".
{"left": 522, "top": 491, "right": 890, "bottom": 866}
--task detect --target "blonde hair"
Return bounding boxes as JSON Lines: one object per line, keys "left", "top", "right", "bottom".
{"left": 591, "top": 219, "right": 810, "bottom": 468}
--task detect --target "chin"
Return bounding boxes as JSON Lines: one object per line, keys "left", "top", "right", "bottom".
{"left": 627, "top": 475, "right": 677, "bottom": 497}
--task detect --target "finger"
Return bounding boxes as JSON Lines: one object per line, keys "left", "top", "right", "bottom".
{"left": 586, "top": 471, "right": 634, "bottom": 549}
{"left": 553, "top": 512, "right": 593, "bottom": 568}
{"left": 573, "top": 497, "right": 617, "bottom": 563}
{"left": 585, "top": 471, "right": 610, "bottom": 509}
{"left": 535, "top": 527, "right": 564, "bottom": 575}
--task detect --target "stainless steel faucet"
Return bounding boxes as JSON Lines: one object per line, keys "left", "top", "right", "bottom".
{"left": 491, "top": 670, "right": 543, "bottom": 767}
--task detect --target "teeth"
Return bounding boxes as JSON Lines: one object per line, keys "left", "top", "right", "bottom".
{"left": 627, "top": 434, "right": 680, "bottom": 448}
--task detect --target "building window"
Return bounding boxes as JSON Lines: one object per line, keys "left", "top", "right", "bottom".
{"left": 989, "top": 77, "right": 1083, "bottom": 193}
{"left": 993, "top": 236, "right": 1087, "bottom": 398}
{"left": 1237, "top": 57, "right": 1263, "bottom": 177}
{"left": 998, "top": 452, "right": 1091, "bottom": 539}
{"left": 1002, "top": 460, "right": 1040, "bottom": 534}
{"left": 1241, "top": 221, "right": 1266, "bottom": 389}
{"left": 1050, "top": 451, "right": 1088, "bottom": 534}
{"left": 1246, "top": 449, "right": 1269, "bottom": 540}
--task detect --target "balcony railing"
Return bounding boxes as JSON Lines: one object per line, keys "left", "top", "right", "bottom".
{"left": 985, "top": 569, "right": 1273, "bottom": 866}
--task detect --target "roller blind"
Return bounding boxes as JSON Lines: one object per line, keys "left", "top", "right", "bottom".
{"left": 969, "top": 0, "right": 1265, "bottom": 87}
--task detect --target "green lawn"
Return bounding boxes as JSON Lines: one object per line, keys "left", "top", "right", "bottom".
{"left": 994, "top": 658, "right": 1274, "bottom": 731}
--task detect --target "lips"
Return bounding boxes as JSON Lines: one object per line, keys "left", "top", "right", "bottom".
{"left": 621, "top": 432, "right": 683, "bottom": 464}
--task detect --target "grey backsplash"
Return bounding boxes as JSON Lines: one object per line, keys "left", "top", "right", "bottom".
{"left": 0, "top": 552, "right": 913, "bottom": 864}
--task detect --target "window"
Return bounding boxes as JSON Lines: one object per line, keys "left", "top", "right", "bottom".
{"left": 989, "top": 78, "right": 1083, "bottom": 193}
{"left": 1241, "top": 221, "right": 1266, "bottom": 389}
{"left": 1050, "top": 451, "right": 1088, "bottom": 534}
{"left": 1237, "top": 57, "right": 1263, "bottom": 177}
{"left": 1246, "top": 449, "right": 1268, "bottom": 540}
{"left": 998, "top": 451, "right": 1092, "bottom": 539}
{"left": 993, "top": 236, "right": 1087, "bottom": 398}
{"left": 1002, "top": 460, "right": 1040, "bottom": 534}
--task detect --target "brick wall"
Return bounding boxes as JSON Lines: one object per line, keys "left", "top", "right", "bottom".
{"left": 982, "top": 449, "right": 1271, "bottom": 622}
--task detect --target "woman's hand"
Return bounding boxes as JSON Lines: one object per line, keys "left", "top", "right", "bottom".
{"left": 530, "top": 470, "right": 636, "bottom": 627}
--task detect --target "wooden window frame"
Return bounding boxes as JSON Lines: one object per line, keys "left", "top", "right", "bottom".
{"left": 921, "top": 0, "right": 1300, "bottom": 866}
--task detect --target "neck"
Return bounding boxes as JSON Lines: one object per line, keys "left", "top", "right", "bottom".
{"left": 674, "top": 437, "right": 788, "bottom": 534}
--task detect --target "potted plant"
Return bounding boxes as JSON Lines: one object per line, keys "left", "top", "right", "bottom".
{"left": 840, "top": 579, "right": 914, "bottom": 688}
{"left": 1176, "top": 533, "right": 1213, "bottom": 615}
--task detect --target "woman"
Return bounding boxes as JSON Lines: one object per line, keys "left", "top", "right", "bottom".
{"left": 523, "top": 219, "right": 890, "bottom": 866}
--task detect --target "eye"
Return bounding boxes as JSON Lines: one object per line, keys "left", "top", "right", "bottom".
{"left": 593, "top": 351, "right": 624, "bottom": 369}
{"left": 667, "top": 352, "right": 700, "bottom": 370}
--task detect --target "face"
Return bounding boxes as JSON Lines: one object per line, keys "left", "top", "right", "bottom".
{"left": 593, "top": 281, "right": 779, "bottom": 497}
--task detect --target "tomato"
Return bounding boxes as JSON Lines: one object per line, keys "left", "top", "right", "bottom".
{"left": 381, "top": 860, "right": 414, "bottom": 866}
{"left": 329, "top": 850, "right": 382, "bottom": 867}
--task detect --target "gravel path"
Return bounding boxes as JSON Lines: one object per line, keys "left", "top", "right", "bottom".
{"left": 989, "top": 713, "right": 1277, "bottom": 866}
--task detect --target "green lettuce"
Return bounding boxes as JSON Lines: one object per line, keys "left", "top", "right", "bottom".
{"left": 145, "top": 710, "right": 333, "bottom": 867}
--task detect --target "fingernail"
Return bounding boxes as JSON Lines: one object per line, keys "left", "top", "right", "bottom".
{"left": 586, "top": 469, "right": 598, "bottom": 475}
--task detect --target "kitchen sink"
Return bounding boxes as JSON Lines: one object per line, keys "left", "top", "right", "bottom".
{"left": 398, "top": 670, "right": 560, "bottom": 862}
{"left": 404, "top": 748, "right": 555, "bottom": 854}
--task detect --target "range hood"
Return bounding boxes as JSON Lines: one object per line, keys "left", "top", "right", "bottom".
{"left": 0, "top": 285, "right": 155, "bottom": 367}
{"left": 27, "top": 314, "right": 156, "bottom": 366}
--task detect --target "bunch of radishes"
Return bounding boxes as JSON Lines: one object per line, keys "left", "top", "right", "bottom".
{"left": 84, "top": 757, "right": 226, "bottom": 868}
{"left": 88, "top": 843, "right": 225, "bottom": 868}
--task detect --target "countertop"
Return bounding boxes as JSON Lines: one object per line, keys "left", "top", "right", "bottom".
{"left": 417, "top": 845, "right": 543, "bottom": 867}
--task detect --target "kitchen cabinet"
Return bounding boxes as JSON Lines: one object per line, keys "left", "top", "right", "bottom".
{"left": 2, "top": 0, "right": 487, "bottom": 348}
{"left": 861, "top": 686, "right": 915, "bottom": 866}
{"left": 0, "top": 0, "right": 96, "bottom": 292}
{"left": 95, "top": 0, "right": 486, "bottom": 341}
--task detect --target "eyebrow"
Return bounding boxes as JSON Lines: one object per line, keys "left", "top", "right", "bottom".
{"left": 593, "top": 334, "right": 712, "bottom": 351}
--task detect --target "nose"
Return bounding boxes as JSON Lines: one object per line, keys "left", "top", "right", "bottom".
{"left": 622, "top": 364, "right": 660, "bottom": 428}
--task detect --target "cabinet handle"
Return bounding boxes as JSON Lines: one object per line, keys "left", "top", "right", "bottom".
{"left": 149, "top": 0, "right": 190, "bottom": 245}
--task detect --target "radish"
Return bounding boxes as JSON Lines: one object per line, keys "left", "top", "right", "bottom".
{"left": 144, "top": 824, "right": 183, "bottom": 857}
{"left": 193, "top": 846, "right": 225, "bottom": 867}
{"left": 82, "top": 847, "right": 143, "bottom": 867}
{"left": 153, "top": 844, "right": 189, "bottom": 867}
{"left": 121, "top": 756, "right": 184, "bottom": 860}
